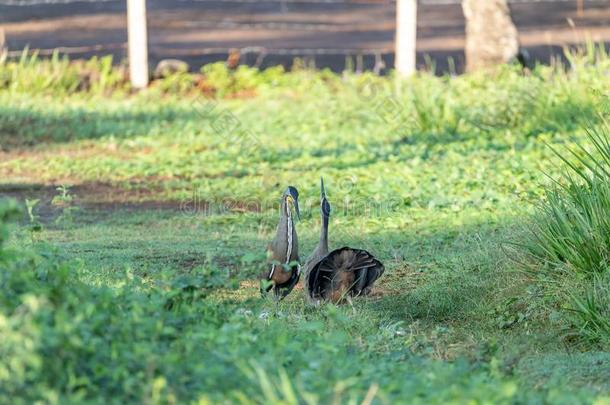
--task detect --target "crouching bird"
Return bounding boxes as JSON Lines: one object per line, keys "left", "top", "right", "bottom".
{"left": 305, "top": 178, "right": 384, "bottom": 304}
{"left": 261, "top": 186, "right": 301, "bottom": 299}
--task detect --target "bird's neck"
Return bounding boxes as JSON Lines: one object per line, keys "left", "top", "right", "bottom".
{"left": 319, "top": 212, "right": 329, "bottom": 252}
{"left": 285, "top": 202, "right": 293, "bottom": 264}
{"left": 278, "top": 197, "right": 294, "bottom": 263}
{"left": 279, "top": 198, "right": 292, "bottom": 227}
{"left": 277, "top": 200, "right": 292, "bottom": 230}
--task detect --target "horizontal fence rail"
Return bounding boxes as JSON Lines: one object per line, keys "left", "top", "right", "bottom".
{"left": 5, "top": 45, "right": 395, "bottom": 57}
{"left": 5, "top": 44, "right": 126, "bottom": 57}
{"left": 1, "top": 0, "right": 609, "bottom": 5}
{"left": 0, "top": 0, "right": 119, "bottom": 5}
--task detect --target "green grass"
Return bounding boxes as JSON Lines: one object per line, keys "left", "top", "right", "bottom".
{"left": 2, "top": 47, "right": 610, "bottom": 403}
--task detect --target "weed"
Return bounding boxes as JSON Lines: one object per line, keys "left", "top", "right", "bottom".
{"left": 51, "top": 185, "right": 78, "bottom": 226}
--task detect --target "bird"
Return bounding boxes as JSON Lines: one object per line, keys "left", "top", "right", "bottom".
{"left": 305, "top": 178, "right": 384, "bottom": 304}
{"left": 303, "top": 178, "right": 330, "bottom": 301}
{"left": 261, "top": 186, "right": 301, "bottom": 299}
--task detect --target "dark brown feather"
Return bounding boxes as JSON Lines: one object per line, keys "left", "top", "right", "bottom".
{"left": 307, "top": 246, "right": 384, "bottom": 303}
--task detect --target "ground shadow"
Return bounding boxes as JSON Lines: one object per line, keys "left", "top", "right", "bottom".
{"left": 0, "top": 182, "right": 182, "bottom": 224}
{"left": 0, "top": 103, "right": 205, "bottom": 150}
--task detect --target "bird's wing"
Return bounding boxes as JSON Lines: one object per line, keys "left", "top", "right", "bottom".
{"left": 275, "top": 263, "right": 301, "bottom": 299}
{"left": 308, "top": 247, "right": 384, "bottom": 300}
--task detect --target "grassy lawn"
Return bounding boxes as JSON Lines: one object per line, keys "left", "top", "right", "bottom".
{"left": 1, "top": 54, "right": 610, "bottom": 403}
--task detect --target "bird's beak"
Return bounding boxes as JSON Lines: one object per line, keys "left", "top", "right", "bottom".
{"left": 320, "top": 177, "right": 326, "bottom": 199}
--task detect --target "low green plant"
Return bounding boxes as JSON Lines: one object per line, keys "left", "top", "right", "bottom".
{"left": 52, "top": 185, "right": 79, "bottom": 226}
{"left": 164, "top": 264, "right": 238, "bottom": 310}
{"left": 25, "top": 198, "right": 43, "bottom": 234}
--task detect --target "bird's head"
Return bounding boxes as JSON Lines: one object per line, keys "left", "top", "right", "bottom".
{"left": 283, "top": 186, "right": 300, "bottom": 220}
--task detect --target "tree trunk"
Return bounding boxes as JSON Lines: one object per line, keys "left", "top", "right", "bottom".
{"left": 462, "top": 0, "right": 519, "bottom": 72}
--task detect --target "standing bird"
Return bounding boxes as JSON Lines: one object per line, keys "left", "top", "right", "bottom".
{"left": 261, "top": 186, "right": 301, "bottom": 299}
{"left": 306, "top": 178, "right": 384, "bottom": 304}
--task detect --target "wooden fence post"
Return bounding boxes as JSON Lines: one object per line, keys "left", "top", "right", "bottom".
{"left": 127, "top": 0, "right": 149, "bottom": 88}
{"left": 395, "top": 0, "right": 417, "bottom": 76}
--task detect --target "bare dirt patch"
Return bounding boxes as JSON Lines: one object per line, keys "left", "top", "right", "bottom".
{"left": 0, "top": 181, "right": 266, "bottom": 224}
{"left": 0, "top": 182, "right": 182, "bottom": 223}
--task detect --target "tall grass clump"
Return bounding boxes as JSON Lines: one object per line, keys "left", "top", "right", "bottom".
{"left": 525, "top": 121, "right": 610, "bottom": 347}
{"left": 527, "top": 122, "right": 610, "bottom": 276}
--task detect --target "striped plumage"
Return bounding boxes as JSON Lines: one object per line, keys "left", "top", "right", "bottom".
{"left": 261, "top": 186, "right": 301, "bottom": 299}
